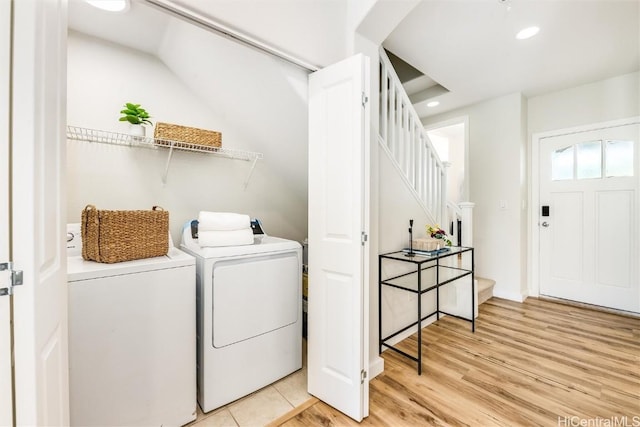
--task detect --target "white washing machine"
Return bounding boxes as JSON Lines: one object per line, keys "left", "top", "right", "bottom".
{"left": 66, "top": 224, "right": 197, "bottom": 427}
{"left": 180, "top": 221, "right": 302, "bottom": 413}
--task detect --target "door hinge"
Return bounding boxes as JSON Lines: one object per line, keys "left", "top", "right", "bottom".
{"left": 361, "top": 369, "right": 367, "bottom": 384}
{"left": 0, "top": 262, "right": 24, "bottom": 297}
{"left": 361, "top": 92, "right": 368, "bottom": 107}
{"left": 361, "top": 232, "right": 368, "bottom": 246}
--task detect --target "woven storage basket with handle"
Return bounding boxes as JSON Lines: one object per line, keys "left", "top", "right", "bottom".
{"left": 154, "top": 122, "right": 222, "bottom": 149}
{"left": 81, "top": 205, "right": 169, "bottom": 263}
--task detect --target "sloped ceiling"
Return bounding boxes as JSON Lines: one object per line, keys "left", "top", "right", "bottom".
{"left": 67, "top": 0, "right": 347, "bottom": 68}
{"left": 156, "top": 17, "right": 309, "bottom": 197}
{"left": 68, "top": 0, "right": 169, "bottom": 54}
{"left": 166, "top": 0, "right": 348, "bottom": 68}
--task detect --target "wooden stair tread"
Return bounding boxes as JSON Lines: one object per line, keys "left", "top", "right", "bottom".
{"left": 476, "top": 277, "right": 496, "bottom": 292}
{"left": 476, "top": 277, "right": 495, "bottom": 305}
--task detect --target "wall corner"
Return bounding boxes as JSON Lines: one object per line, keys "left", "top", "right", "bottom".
{"left": 369, "top": 356, "right": 384, "bottom": 379}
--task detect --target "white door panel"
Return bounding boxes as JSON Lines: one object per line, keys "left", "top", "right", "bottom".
{"left": 0, "top": 0, "right": 13, "bottom": 424}
{"left": 12, "top": 0, "right": 69, "bottom": 424}
{"left": 596, "top": 190, "right": 633, "bottom": 288}
{"left": 540, "top": 123, "right": 639, "bottom": 313}
{"left": 549, "top": 191, "right": 583, "bottom": 281}
{"left": 308, "top": 54, "right": 370, "bottom": 421}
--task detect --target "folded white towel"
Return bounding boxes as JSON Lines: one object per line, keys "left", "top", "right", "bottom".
{"left": 198, "top": 211, "right": 251, "bottom": 232}
{"left": 198, "top": 229, "right": 254, "bottom": 247}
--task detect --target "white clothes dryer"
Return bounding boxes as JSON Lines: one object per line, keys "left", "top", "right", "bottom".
{"left": 67, "top": 224, "right": 197, "bottom": 427}
{"left": 180, "top": 222, "right": 302, "bottom": 413}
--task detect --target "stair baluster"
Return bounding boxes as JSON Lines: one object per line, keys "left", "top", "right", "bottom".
{"left": 378, "top": 48, "right": 472, "bottom": 247}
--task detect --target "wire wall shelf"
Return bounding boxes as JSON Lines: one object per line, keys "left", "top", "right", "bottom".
{"left": 67, "top": 126, "right": 263, "bottom": 160}
{"left": 67, "top": 126, "right": 263, "bottom": 187}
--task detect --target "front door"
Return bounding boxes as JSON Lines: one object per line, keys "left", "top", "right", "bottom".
{"left": 307, "top": 54, "right": 370, "bottom": 421}
{"left": 10, "top": 0, "right": 70, "bottom": 424}
{"left": 539, "top": 122, "right": 639, "bottom": 313}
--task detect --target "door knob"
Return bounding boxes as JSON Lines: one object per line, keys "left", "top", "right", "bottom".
{"left": 541, "top": 221, "right": 550, "bottom": 227}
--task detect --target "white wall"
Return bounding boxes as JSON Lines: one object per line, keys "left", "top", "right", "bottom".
{"left": 519, "top": 95, "right": 528, "bottom": 298}
{"left": 67, "top": 31, "right": 309, "bottom": 245}
{"left": 424, "top": 93, "right": 528, "bottom": 302}
{"left": 449, "top": 127, "right": 465, "bottom": 204}
{"left": 426, "top": 124, "right": 466, "bottom": 204}
{"left": 157, "top": 19, "right": 309, "bottom": 200}
{"left": 528, "top": 72, "right": 640, "bottom": 134}
{"left": 378, "top": 147, "right": 440, "bottom": 337}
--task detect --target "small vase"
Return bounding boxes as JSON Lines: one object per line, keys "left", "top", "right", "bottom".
{"left": 129, "top": 124, "right": 146, "bottom": 141}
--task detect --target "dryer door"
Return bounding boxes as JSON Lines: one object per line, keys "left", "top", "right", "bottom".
{"left": 212, "top": 252, "right": 300, "bottom": 348}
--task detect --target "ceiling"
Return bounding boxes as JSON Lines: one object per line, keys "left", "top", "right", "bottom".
{"left": 68, "top": 0, "right": 169, "bottom": 53}
{"left": 384, "top": 0, "right": 640, "bottom": 117}
{"left": 68, "top": 0, "right": 639, "bottom": 119}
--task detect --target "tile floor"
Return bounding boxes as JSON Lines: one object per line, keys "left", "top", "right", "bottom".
{"left": 187, "top": 341, "right": 310, "bottom": 427}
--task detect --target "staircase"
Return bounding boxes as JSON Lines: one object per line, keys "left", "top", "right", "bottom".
{"left": 379, "top": 49, "right": 447, "bottom": 222}
{"left": 477, "top": 277, "right": 496, "bottom": 305}
{"left": 378, "top": 48, "right": 472, "bottom": 247}
{"left": 378, "top": 48, "right": 494, "bottom": 305}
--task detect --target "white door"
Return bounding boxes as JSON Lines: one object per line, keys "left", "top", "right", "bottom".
{"left": 539, "top": 122, "right": 639, "bottom": 313}
{"left": 307, "top": 54, "right": 370, "bottom": 421}
{"left": 0, "top": 0, "right": 13, "bottom": 424}
{"left": 10, "top": 0, "right": 70, "bottom": 425}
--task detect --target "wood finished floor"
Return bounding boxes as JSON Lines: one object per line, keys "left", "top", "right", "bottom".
{"left": 279, "top": 297, "right": 640, "bottom": 427}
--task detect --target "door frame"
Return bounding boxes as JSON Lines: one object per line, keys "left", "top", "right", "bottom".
{"left": 0, "top": 0, "right": 13, "bottom": 424}
{"left": 528, "top": 116, "right": 640, "bottom": 298}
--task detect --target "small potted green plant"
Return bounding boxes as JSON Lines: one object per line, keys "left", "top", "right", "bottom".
{"left": 119, "top": 102, "right": 152, "bottom": 138}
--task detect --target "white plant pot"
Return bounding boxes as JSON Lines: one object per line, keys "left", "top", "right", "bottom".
{"left": 129, "top": 124, "right": 146, "bottom": 139}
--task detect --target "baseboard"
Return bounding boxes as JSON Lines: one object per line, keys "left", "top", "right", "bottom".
{"left": 536, "top": 295, "right": 640, "bottom": 319}
{"left": 380, "top": 315, "right": 439, "bottom": 349}
{"left": 369, "top": 356, "right": 384, "bottom": 379}
{"left": 492, "top": 288, "right": 526, "bottom": 302}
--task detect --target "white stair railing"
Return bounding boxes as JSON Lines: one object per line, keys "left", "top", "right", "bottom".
{"left": 379, "top": 48, "right": 473, "bottom": 246}
{"left": 379, "top": 48, "right": 447, "bottom": 225}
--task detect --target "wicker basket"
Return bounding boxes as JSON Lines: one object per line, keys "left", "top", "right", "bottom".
{"left": 412, "top": 237, "right": 446, "bottom": 251}
{"left": 154, "top": 122, "right": 222, "bottom": 149}
{"left": 81, "top": 205, "right": 169, "bottom": 263}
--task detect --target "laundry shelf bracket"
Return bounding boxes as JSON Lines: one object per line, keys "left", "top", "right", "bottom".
{"left": 162, "top": 142, "right": 176, "bottom": 185}
{"left": 243, "top": 157, "right": 259, "bottom": 190}
{"left": 66, "top": 126, "right": 264, "bottom": 187}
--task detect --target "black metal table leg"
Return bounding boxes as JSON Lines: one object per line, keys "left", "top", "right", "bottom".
{"left": 417, "top": 262, "right": 422, "bottom": 375}
{"left": 436, "top": 257, "right": 440, "bottom": 321}
{"left": 471, "top": 248, "right": 475, "bottom": 332}
{"left": 379, "top": 255, "right": 382, "bottom": 354}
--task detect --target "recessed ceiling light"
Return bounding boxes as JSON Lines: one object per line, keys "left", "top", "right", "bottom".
{"left": 516, "top": 26, "right": 540, "bottom": 40}
{"left": 85, "top": 0, "right": 129, "bottom": 12}
{"left": 427, "top": 101, "right": 440, "bottom": 108}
